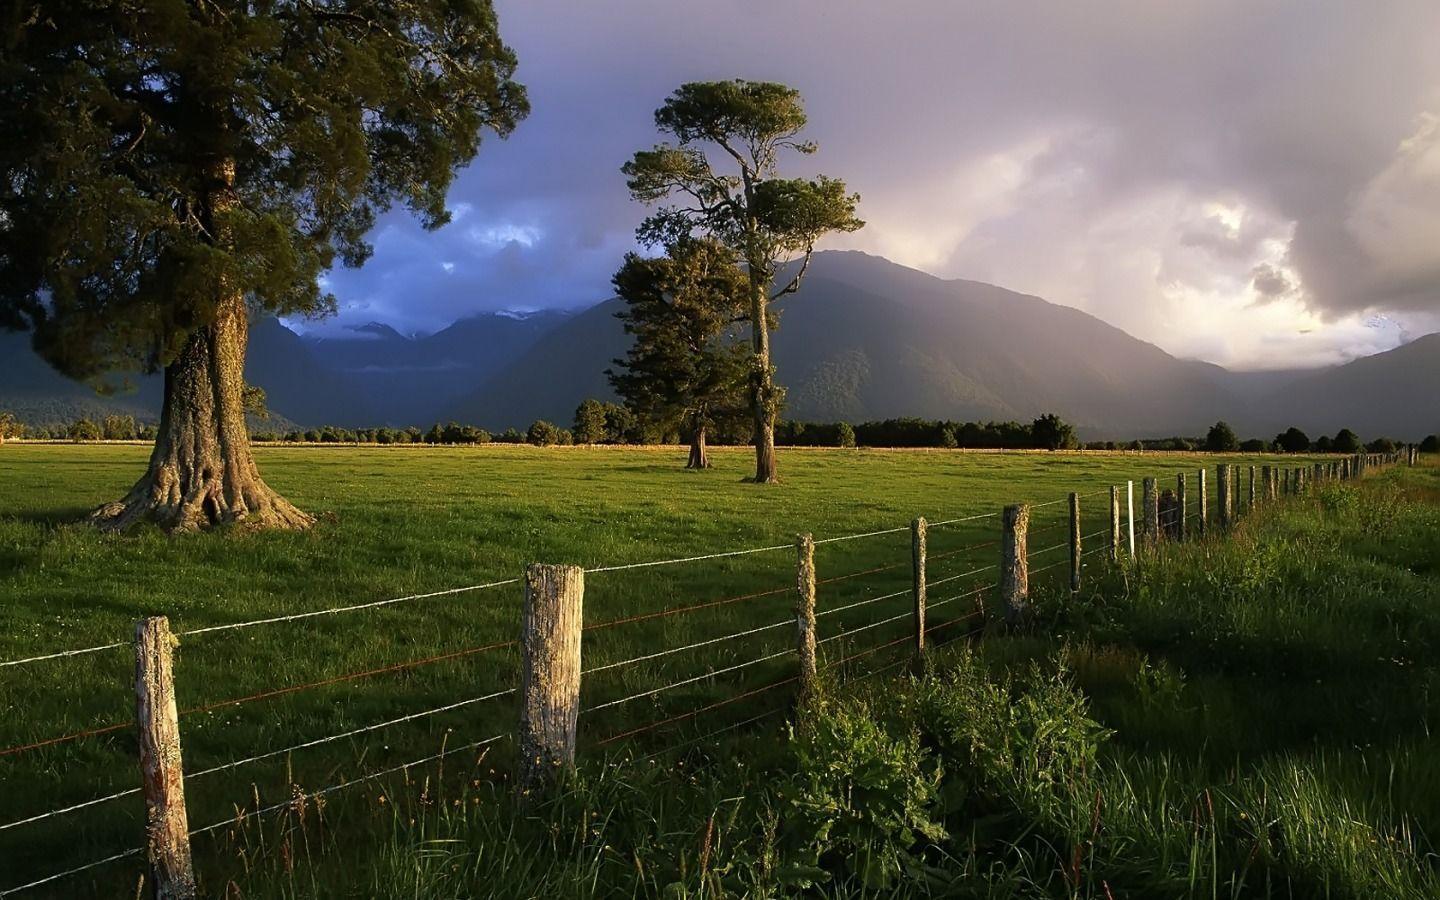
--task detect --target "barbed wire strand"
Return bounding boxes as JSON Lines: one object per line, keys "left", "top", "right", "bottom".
{"left": 927, "top": 563, "right": 998, "bottom": 589}
{"left": 0, "top": 846, "right": 142, "bottom": 897}
{"left": 816, "top": 587, "right": 909, "bottom": 619}
{"left": 583, "top": 647, "right": 793, "bottom": 716}
{"left": 596, "top": 676, "right": 797, "bottom": 747}
{"left": 585, "top": 543, "right": 791, "bottom": 575}
{"left": 583, "top": 618, "right": 791, "bottom": 677}
{"left": 187, "top": 688, "right": 516, "bottom": 783}
{"left": 0, "top": 637, "right": 518, "bottom": 760}
{"left": 1, "top": 686, "right": 518, "bottom": 832}
{"left": 926, "top": 511, "right": 999, "bottom": 528}
{"left": 818, "top": 610, "right": 911, "bottom": 646}
{"left": 812, "top": 524, "right": 910, "bottom": 546}
{"left": 187, "top": 732, "right": 510, "bottom": 841}
{"left": 181, "top": 578, "right": 521, "bottom": 638}
{"left": 584, "top": 584, "right": 789, "bottom": 633}
{"left": 0, "top": 640, "right": 129, "bottom": 671}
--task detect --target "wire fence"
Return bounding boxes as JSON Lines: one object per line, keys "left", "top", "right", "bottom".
{"left": 0, "top": 452, "right": 1392, "bottom": 896}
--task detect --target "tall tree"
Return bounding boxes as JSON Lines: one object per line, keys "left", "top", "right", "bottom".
{"left": 1205, "top": 420, "right": 1240, "bottom": 453}
{"left": 0, "top": 3, "right": 527, "bottom": 530}
{"left": 623, "top": 80, "right": 862, "bottom": 482}
{"left": 608, "top": 239, "right": 750, "bottom": 470}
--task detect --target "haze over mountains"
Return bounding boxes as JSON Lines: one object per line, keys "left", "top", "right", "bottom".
{"left": 3, "top": 252, "right": 1436, "bottom": 440}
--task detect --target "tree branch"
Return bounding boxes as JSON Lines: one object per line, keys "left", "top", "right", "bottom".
{"left": 769, "top": 249, "right": 813, "bottom": 301}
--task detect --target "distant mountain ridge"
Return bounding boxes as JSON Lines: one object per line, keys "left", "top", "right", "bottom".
{"left": 2, "top": 251, "right": 1436, "bottom": 439}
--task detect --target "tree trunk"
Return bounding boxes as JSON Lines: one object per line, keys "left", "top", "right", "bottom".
{"left": 91, "top": 156, "right": 312, "bottom": 533}
{"left": 687, "top": 422, "right": 710, "bottom": 469}
{"left": 749, "top": 282, "right": 778, "bottom": 484}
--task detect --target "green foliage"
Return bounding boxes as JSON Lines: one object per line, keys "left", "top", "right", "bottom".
{"left": 624, "top": 79, "right": 861, "bottom": 472}
{"left": 1421, "top": 435, "right": 1439, "bottom": 454}
{"left": 1239, "top": 438, "right": 1268, "bottom": 452}
{"left": 571, "top": 399, "right": 608, "bottom": 445}
{"left": 624, "top": 80, "right": 862, "bottom": 269}
{"left": 1333, "top": 428, "right": 1363, "bottom": 453}
{"left": 526, "top": 419, "right": 567, "bottom": 447}
{"left": 909, "top": 653, "right": 1108, "bottom": 819}
{"left": 66, "top": 418, "right": 101, "bottom": 442}
{"left": 607, "top": 240, "right": 750, "bottom": 445}
{"left": 242, "top": 384, "right": 270, "bottom": 422}
{"left": 836, "top": 422, "right": 856, "bottom": 449}
{"left": 1031, "top": 413, "right": 1078, "bottom": 450}
{"left": 1206, "top": 420, "right": 1240, "bottom": 452}
{"left": 1368, "top": 436, "right": 1397, "bottom": 453}
{"left": 0, "top": 2, "right": 527, "bottom": 382}
{"left": 1276, "top": 426, "right": 1312, "bottom": 453}
{"left": 783, "top": 699, "right": 946, "bottom": 889}
{"left": 100, "top": 414, "right": 136, "bottom": 440}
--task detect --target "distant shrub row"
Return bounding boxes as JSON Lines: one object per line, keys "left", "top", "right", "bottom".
{"left": 6, "top": 409, "right": 1437, "bottom": 455}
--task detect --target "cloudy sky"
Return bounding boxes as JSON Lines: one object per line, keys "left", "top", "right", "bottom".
{"left": 314, "top": 0, "right": 1440, "bottom": 371}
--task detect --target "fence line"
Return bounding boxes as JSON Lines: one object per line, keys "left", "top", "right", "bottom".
{"left": 2, "top": 449, "right": 1404, "bottom": 897}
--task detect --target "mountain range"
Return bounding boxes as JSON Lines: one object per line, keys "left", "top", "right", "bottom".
{"left": 2, "top": 251, "right": 1436, "bottom": 440}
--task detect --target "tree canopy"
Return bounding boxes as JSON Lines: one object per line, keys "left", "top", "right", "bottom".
{"left": 1205, "top": 421, "right": 1239, "bottom": 453}
{"left": 623, "top": 80, "right": 861, "bottom": 481}
{"left": 1031, "top": 413, "right": 1078, "bottom": 451}
{"left": 1275, "top": 427, "right": 1311, "bottom": 453}
{"left": 1, "top": 2, "right": 527, "bottom": 380}
{"left": 0, "top": 2, "right": 527, "bottom": 530}
{"left": 608, "top": 239, "right": 751, "bottom": 468}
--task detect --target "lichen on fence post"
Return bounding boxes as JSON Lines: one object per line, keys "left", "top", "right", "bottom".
{"left": 1001, "top": 504, "right": 1029, "bottom": 626}
{"left": 1068, "top": 493, "right": 1081, "bottom": 592}
{"left": 518, "top": 563, "right": 584, "bottom": 791}
{"left": 1176, "top": 473, "right": 1188, "bottom": 542}
{"left": 1109, "top": 485, "right": 1121, "bottom": 563}
{"left": 1197, "top": 468, "right": 1208, "bottom": 535}
{"left": 135, "top": 616, "right": 196, "bottom": 900}
{"left": 1217, "top": 464, "right": 1231, "bottom": 529}
{"left": 795, "top": 533, "right": 818, "bottom": 699}
{"left": 911, "top": 517, "right": 927, "bottom": 661}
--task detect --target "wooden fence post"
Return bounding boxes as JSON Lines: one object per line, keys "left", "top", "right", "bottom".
{"left": 518, "top": 563, "right": 584, "bottom": 790}
{"left": 1068, "top": 492, "right": 1081, "bottom": 592}
{"left": 1217, "top": 464, "right": 1231, "bottom": 529}
{"left": 911, "top": 517, "right": 927, "bottom": 661}
{"left": 1001, "top": 504, "right": 1029, "bottom": 625}
{"left": 1142, "top": 477, "right": 1159, "bottom": 547}
{"left": 135, "top": 616, "right": 196, "bottom": 900}
{"left": 795, "top": 533, "right": 818, "bottom": 699}
{"left": 1176, "top": 473, "right": 1188, "bottom": 542}
{"left": 1126, "top": 481, "right": 1136, "bottom": 557}
{"left": 1232, "top": 465, "right": 1242, "bottom": 516}
{"left": 1248, "top": 465, "right": 1256, "bottom": 507}
{"left": 1197, "top": 468, "right": 1208, "bottom": 535}
{"left": 1109, "top": 485, "right": 1121, "bottom": 563}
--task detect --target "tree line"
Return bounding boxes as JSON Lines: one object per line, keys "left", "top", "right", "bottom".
{"left": 4, "top": 409, "right": 1435, "bottom": 456}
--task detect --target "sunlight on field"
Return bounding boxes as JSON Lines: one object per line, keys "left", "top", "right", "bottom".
{"left": 0, "top": 443, "right": 1346, "bottom": 895}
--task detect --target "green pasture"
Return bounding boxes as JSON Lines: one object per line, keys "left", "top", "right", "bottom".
{"left": 0, "top": 444, "right": 1348, "bottom": 895}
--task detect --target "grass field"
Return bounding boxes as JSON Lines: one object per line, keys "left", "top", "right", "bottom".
{"left": 0, "top": 443, "right": 1405, "bottom": 897}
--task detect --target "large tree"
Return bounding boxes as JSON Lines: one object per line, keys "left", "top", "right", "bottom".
{"left": 0, "top": 2, "right": 526, "bottom": 530}
{"left": 623, "top": 80, "right": 862, "bottom": 483}
{"left": 608, "top": 238, "right": 750, "bottom": 469}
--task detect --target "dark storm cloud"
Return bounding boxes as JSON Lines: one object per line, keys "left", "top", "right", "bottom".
{"left": 316, "top": 0, "right": 1440, "bottom": 367}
